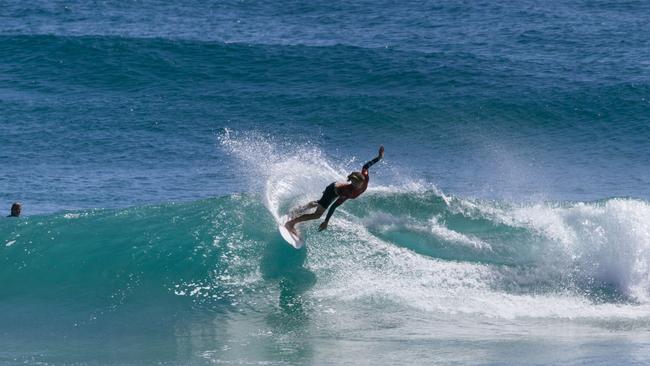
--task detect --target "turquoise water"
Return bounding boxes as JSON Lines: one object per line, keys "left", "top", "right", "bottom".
{"left": 2, "top": 1, "right": 650, "bottom": 364}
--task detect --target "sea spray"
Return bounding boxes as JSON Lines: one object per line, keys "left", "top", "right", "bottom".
{"left": 219, "top": 129, "right": 352, "bottom": 222}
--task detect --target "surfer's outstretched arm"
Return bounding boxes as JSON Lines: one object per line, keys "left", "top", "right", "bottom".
{"left": 362, "top": 145, "right": 384, "bottom": 171}
{"left": 319, "top": 198, "right": 346, "bottom": 231}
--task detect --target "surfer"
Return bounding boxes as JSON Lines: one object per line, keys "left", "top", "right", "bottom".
{"left": 7, "top": 202, "right": 21, "bottom": 217}
{"left": 285, "top": 146, "right": 384, "bottom": 233}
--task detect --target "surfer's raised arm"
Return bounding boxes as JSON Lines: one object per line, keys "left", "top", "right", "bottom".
{"left": 362, "top": 145, "right": 384, "bottom": 172}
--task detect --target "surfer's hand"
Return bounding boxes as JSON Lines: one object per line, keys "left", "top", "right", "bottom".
{"left": 378, "top": 145, "right": 384, "bottom": 159}
{"left": 318, "top": 222, "right": 328, "bottom": 231}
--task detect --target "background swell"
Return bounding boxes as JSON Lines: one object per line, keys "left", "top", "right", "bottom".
{"left": 2, "top": 31, "right": 650, "bottom": 213}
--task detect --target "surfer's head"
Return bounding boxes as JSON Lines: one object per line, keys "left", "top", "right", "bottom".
{"left": 10, "top": 202, "right": 21, "bottom": 217}
{"left": 347, "top": 172, "right": 365, "bottom": 188}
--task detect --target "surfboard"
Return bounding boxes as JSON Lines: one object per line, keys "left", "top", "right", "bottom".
{"left": 278, "top": 215, "right": 305, "bottom": 249}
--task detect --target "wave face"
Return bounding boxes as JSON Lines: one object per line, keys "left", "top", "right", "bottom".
{"left": 2, "top": 193, "right": 650, "bottom": 320}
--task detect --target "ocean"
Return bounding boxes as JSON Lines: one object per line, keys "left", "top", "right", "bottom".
{"left": 1, "top": 0, "right": 649, "bottom": 364}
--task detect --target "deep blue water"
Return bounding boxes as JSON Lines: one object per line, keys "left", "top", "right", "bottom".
{"left": 1, "top": 1, "right": 650, "bottom": 365}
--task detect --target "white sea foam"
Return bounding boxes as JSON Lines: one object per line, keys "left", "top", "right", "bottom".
{"left": 430, "top": 194, "right": 650, "bottom": 303}
{"left": 475, "top": 199, "right": 650, "bottom": 303}
{"left": 311, "top": 216, "right": 650, "bottom": 320}
{"left": 219, "top": 130, "right": 343, "bottom": 222}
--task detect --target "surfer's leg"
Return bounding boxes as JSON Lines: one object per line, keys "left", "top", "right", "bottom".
{"left": 286, "top": 205, "right": 326, "bottom": 234}
{"left": 290, "top": 201, "right": 319, "bottom": 218}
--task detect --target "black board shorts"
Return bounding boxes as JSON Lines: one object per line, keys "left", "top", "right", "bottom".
{"left": 317, "top": 183, "right": 339, "bottom": 208}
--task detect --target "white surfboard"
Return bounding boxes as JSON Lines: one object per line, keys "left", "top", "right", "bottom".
{"left": 278, "top": 215, "right": 305, "bottom": 249}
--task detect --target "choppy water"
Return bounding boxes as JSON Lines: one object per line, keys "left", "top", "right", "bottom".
{"left": 1, "top": 1, "right": 650, "bottom": 365}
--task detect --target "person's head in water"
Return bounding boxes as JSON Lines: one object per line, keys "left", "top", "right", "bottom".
{"left": 9, "top": 202, "right": 21, "bottom": 217}
{"left": 347, "top": 172, "right": 365, "bottom": 188}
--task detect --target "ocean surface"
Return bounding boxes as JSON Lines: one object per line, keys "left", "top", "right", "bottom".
{"left": 1, "top": 1, "right": 650, "bottom": 364}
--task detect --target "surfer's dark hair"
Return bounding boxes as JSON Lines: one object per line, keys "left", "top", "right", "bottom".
{"left": 347, "top": 172, "right": 364, "bottom": 183}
